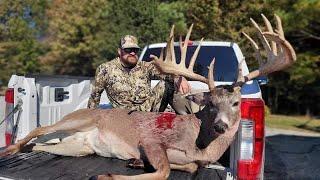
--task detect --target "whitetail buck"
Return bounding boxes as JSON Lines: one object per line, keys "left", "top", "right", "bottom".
{"left": 0, "top": 14, "right": 295, "bottom": 180}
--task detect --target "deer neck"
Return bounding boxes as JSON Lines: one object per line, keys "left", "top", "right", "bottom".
{"left": 194, "top": 105, "right": 219, "bottom": 149}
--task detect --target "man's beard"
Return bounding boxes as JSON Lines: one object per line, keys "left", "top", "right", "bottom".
{"left": 124, "top": 56, "right": 138, "bottom": 68}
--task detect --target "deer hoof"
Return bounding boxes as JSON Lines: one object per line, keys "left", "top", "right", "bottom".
{"left": 0, "top": 145, "right": 20, "bottom": 157}
{"left": 127, "top": 158, "right": 144, "bottom": 169}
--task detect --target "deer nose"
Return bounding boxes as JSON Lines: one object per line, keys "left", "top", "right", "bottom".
{"left": 213, "top": 120, "right": 228, "bottom": 134}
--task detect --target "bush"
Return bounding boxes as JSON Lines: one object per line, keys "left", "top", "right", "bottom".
{"left": 265, "top": 105, "right": 271, "bottom": 117}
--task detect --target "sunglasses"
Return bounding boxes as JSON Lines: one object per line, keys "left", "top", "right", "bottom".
{"left": 122, "top": 48, "right": 140, "bottom": 54}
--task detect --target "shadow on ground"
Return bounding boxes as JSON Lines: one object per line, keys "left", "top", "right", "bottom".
{"left": 295, "top": 118, "right": 320, "bottom": 133}
{"left": 295, "top": 124, "right": 320, "bottom": 133}
{"left": 265, "top": 135, "right": 320, "bottom": 180}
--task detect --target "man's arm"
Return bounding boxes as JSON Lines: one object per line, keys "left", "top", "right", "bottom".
{"left": 87, "top": 65, "right": 107, "bottom": 109}
{"left": 146, "top": 61, "right": 191, "bottom": 94}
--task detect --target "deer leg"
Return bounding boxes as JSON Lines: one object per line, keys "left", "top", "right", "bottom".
{"left": 0, "top": 116, "right": 96, "bottom": 157}
{"left": 126, "top": 159, "right": 198, "bottom": 174}
{"left": 170, "top": 163, "right": 198, "bottom": 173}
{"left": 32, "top": 131, "right": 95, "bottom": 156}
{"left": 93, "top": 143, "right": 170, "bottom": 180}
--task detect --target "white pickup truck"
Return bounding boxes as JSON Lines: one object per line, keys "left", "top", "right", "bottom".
{"left": 1, "top": 41, "right": 265, "bottom": 180}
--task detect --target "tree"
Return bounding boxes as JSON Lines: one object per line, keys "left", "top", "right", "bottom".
{"left": 41, "top": 0, "right": 188, "bottom": 76}
{"left": 0, "top": 0, "right": 48, "bottom": 86}
{"left": 265, "top": 0, "right": 320, "bottom": 115}
{"left": 183, "top": 0, "right": 320, "bottom": 115}
{"left": 105, "top": 0, "right": 187, "bottom": 56}
{"left": 40, "top": 0, "right": 111, "bottom": 76}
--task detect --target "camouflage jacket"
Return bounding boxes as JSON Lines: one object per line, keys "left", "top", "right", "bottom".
{"left": 87, "top": 57, "right": 170, "bottom": 109}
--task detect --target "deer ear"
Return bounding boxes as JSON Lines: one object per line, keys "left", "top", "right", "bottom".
{"left": 185, "top": 92, "right": 211, "bottom": 106}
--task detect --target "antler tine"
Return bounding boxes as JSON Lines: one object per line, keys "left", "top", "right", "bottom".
{"left": 233, "top": 59, "right": 245, "bottom": 91}
{"left": 243, "top": 14, "right": 296, "bottom": 83}
{"left": 188, "top": 38, "right": 204, "bottom": 71}
{"left": 169, "top": 24, "right": 175, "bottom": 38}
{"left": 208, "top": 58, "right": 216, "bottom": 92}
{"left": 273, "top": 14, "right": 296, "bottom": 64}
{"left": 250, "top": 18, "right": 272, "bottom": 53}
{"left": 274, "top": 14, "right": 284, "bottom": 38}
{"left": 236, "top": 59, "right": 245, "bottom": 83}
{"left": 179, "top": 35, "right": 183, "bottom": 52}
{"left": 242, "top": 32, "right": 263, "bottom": 66}
{"left": 261, "top": 14, "right": 277, "bottom": 55}
{"left": 180, "top": 24, "right": 194, "bottom": 68}
{"left": 152, "top": 24, "right": 208, "bottom": 83}
{"left": 165, "top": 25, "right": 176, "bottom": 65}
{"left": 159, "top": 48, "right": 164, "bottom": 61}
{"left": 262, "top": 32, "right": 296, "bottom": 66}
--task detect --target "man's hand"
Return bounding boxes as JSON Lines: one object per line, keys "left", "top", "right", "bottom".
{"left": 174, "top": 76, "right": 191, "bottom": 94}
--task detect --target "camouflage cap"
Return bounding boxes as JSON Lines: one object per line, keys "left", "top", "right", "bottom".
{"left": 120, "top": 35, "right": 140, "bottom": 49}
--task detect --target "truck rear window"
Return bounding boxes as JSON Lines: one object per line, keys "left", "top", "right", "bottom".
{"left": 141, "top": 46, "right": 238, "bottom": 82}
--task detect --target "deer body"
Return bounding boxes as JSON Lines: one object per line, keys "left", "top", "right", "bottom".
{"left": 33, "top": 108, "right": 226, "bottom": 164}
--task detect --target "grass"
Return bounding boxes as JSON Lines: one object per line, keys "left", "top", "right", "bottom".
{"left": 265, "top": 114, "right": 320, "bottom": 133}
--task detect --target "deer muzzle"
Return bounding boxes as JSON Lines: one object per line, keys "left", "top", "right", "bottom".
{"left": 213, "top": 120, "right": 228, "bottom": 134}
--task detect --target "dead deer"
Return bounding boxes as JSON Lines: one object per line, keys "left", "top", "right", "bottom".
{"left": 0, "top": 14, "right": 295, "bottom": 180}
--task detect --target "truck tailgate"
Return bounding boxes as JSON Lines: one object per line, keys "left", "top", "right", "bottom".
{"left": 0, "top": 151, "right": 227, "bottom": 180}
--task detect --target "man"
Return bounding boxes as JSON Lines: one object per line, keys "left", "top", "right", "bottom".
{"left": 87, "top": 35, "right": 191, "bottom": 112}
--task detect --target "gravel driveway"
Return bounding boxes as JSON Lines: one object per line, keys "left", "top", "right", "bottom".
{"left": 265, "top": 128, "right": 320, "bottom": 180}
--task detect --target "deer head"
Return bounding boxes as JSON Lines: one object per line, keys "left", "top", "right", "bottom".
{"left": 151, "top": 24, "right": 242, "bottom": 135}
{"left": 152, "top": 14, "right": 296, "bottom": 135}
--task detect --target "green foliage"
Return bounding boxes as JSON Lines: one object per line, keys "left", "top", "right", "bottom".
{"left": 105, "top": 0, "right": 187, "bottom": 56}
{"left": 184, "top": 0, "right": 275, "bottom": 68}
{"left": 40, "top": 0, "right": 187, "bottom": 76}
{"left": 40, "top": 0, "right": 111, "bottom": 76}
{"left": 0, "top": 0, "right": 48, "bottom": 85}
{"left": 265, "top": 105, "right": 271, "bottom": 117}
{"left": 157, "top": 1, "right": 187, "bottom": 36}
{"left": 262, "top": 0, "right": 320, "bottom": 115}
{"left": 290, "top": 53, "right": 320, "bottom": 85}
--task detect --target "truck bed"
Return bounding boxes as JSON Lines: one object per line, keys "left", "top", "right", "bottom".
{"left": 0, "top": 151, "right": 227, "bottom": 180}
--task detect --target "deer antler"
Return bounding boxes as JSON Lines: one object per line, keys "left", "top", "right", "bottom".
{"left": 151, "top": 25, "right": 216, "bottom": 92}
{"left": 241, "top": 14, "right": 296, "bottom": 82}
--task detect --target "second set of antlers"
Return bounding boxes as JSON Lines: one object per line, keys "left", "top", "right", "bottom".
{"left": 151, "top": 14, "right": 296, "bottom": 92}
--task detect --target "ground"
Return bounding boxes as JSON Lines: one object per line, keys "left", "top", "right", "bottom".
{"left": 265, "top": 128, "right": 320, "bottom": 180}
{"left": 266, "top": 114, "right": 320, "bottom": 133}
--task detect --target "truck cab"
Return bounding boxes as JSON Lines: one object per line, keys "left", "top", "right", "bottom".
{"left": 2, "top": 41, "right": 265, "bottom": 179}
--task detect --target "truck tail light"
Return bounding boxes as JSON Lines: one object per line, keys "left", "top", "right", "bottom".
{"left": 4, "top": 88, "right": 14, "bottom": 146}
{"left": 238, "top": 98, "right": 265, "bottom": 180}
{"left": 239, "top": 120, "right": 254, "bottom": 160}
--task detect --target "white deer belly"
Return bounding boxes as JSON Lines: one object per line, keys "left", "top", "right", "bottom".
{"left": 86, "top": 128, "right": 139, "bottom": 160}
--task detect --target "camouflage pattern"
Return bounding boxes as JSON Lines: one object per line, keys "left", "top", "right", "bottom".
{"left": 120, "top": 35, "right": 140, "bottom": 49}
{"left": 87, "top": 57, "right": 172, "bottom": 111}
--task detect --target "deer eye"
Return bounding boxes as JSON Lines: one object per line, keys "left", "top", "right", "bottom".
{"left": 233, "top": 102, "right": 239, "bottom": 106}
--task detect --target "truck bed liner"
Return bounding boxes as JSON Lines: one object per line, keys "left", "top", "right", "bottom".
{"left": 0, "top": 151, "right": 226, "bottom": 180}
